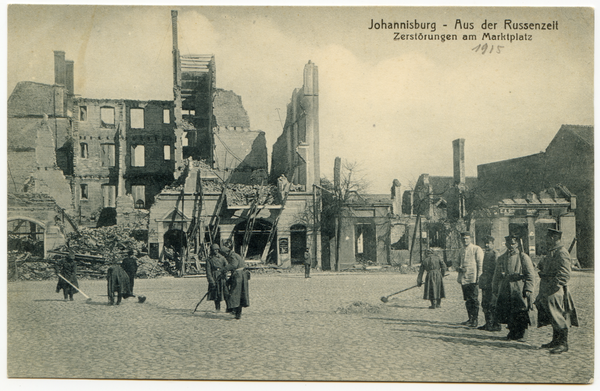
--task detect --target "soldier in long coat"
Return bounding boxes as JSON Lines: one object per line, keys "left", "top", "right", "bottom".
{"left": 121, "top": 249, "right": 138, "bottom": 294}
{"left": 535, "top": 228, "right": 579, "bottom": 354}
{"left": 221, "top": 243, "right": 249, "bottom": 320}
{"left": 454, "top": 232, "right": 484, "bottom": 327}
{"left": 417, "top": 249, "right": 447, "bottom": 309}
{"left": 491, "top": 235, "right": 535, "bottom": 342}
{"left": 478, "top": 236, "right": 501, "bottom": 331}
{"left": 106, "top": 263, "right": 133, "bottom": 305}
{"left": 56, "top": 251, "right": 79, "bottom": 301}
{"left": 205, "top": 244, "right": 227, "bottom": 311}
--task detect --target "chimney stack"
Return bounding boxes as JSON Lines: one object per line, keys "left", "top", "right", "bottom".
{"left": 452, "top": 138, "right": 465, "bottom": 185}
{"left": 65, "top": 60, "right": 74, "bottom": 95}
{"left": 54, "top": 51, "right": 66, "bottom": 86}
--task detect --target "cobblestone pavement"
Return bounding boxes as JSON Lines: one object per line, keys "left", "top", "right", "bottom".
{"left": 7, "top": 270, "right": 594, "bottom": 383}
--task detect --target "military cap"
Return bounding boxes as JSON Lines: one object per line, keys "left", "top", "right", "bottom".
{"left": 504, "top": 234, "right": 519, "bottom": 243}
{"left": 547, "top": 228, "right": 562, "bottom": 238}
{"left": 460, "top": 232, "right": 471, "bottom": 237}
{"left": 483, "top": 235, "right": 495, "bottom": 243}
{"left": 210, "top": 243, "right": 220, "bottom": 251}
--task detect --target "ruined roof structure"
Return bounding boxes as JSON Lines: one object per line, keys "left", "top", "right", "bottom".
{"left": 159, "top": 159, "right": 279, "bottom": 206}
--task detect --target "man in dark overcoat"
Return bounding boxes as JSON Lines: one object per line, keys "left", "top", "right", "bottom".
{"left": 121, "top": 249, "right": 138, "bottom": 294}
{"left": 206, "top": 244, "right": 228, "bottom": 311}
{"left": 221, "top": 242, "right": 249, "bottom": 320}
{"left": 535, "top": 228, "right": 579, "bottom": 354}
{"left": 56, "top": 251, "right": 79, "bottom": 301}
{"left": 304, "top": 247, "right": 312, "bottom": 278}
{"left": 478, "top": 236, "right": 501, "bottom": 331}
{"left": 417, "top": 249, "right": 446, "bottom": 309}
{"left": 491, "top": 235, "right": 535, "bottom": 342}
{"left": 107, "top": 263, "right": 133, "bottom": 305}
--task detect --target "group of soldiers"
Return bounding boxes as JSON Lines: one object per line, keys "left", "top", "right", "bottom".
{"left": 204, "top": 241, "right": 250, "bottom": 319}
{"left": 418, "top": 229, "right": 579, "bottom": 355}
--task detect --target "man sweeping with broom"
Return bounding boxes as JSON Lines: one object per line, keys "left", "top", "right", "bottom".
{"left": 55, "top": 250, "right": 79, "bottom": 301}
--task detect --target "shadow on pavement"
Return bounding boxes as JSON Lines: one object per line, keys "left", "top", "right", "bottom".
{"left": 372, "top": 317, "right": 465, "bottom": 329}
{"left": 414, "top": 333, "right": 539, "bottom": 350}
{"left": 411, "top": 328, "right": 509, "bottom": 342}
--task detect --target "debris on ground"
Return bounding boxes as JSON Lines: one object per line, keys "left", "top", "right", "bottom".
{"left": 335, "top": 301, "right": 384, "bottom": 314}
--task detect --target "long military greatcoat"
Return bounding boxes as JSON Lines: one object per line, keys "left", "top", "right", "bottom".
{"left": 223, "top": 250, "right": 249, "bottom": 310}
{"left": 206, "top": 252, "right": 228, "bottom": 302}
{"left": 491, "top": 250, "right": 535, "bottom": 324}
{"left": 56, "top": 258, "right": 79, "bottom": 296}
{"left": 535, "top": 245, "right": 579, "bottom": 329}
{"left": 417, "top": 253, "right": 446, "bottom": 300}
{"left": 478, "top": 249, "right": 498, "bottom": 291}
{"left": 107, "top": 265, "right": 133, "bottom": 300}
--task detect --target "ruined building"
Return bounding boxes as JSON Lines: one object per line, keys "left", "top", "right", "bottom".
{"left": 8, "top": 11, "right": 321, "bottom": 270}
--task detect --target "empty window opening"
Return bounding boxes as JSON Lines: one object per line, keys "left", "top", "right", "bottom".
{"left": 101, "top": 144, "right": 115, "bottom": 167}
{"left": 163, "top": 109, "right": 170, "bottom": 124}
{"left": 131, "top": 145, "right": 145, "bottom": 167}
{"left": 100, "top": 107, "right": 115, "bottom": 127}
{"left": 80, "top": 184, "right": 89, "bottom": 200}
{"left": 132, "top": 185, "right": 145, "bottom": 209}
{"left": 79, "top": 106, "right": 87, "bottom": 121}
{"left": 102, "top": 185, "right": 116, "bottom": 208}
{"left": 164, "top": 145, "right": 171, "bottom": 160}
{"left": 182, "top": 132, "right": 189, "bottom": 147}
{"left": 80, "top": 143, "right": 88, "bottom": 158}
{"left": 130, "top": 108, "right": 144, "bottom": 129}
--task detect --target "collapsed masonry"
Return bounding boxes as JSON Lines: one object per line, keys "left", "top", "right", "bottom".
{"left": 8, "top": 44, "right": 321, "bottom": 271}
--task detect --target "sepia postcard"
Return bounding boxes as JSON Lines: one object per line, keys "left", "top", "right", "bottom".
{"left": 5, "top": 4, "right": 594, "bottom": 386}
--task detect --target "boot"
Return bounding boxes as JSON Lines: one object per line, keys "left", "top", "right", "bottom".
{"left": 550, "top": 329, "right": 568, "bottom": 354}
{"left": 516, "top": 328, "right": 528, "bottom": 343}
{"left": 478, "top": 312, "right": 491, "bottom": 330}
{"left": 435, "top": 299, "right": 441, "bottom": 308}
{"left": 429, "top": 300, "right": 436, "bottom": 309}
{"left": 234, "top": 307, "right": 242, "bottom": 320}
{"left": 541, "top": 329, "right": 560, "bottom": 349}
{"left": 460, "top": 303, "right": 471, "bottom": 325}
{"left": 469, "top": 305, "right": 479, "bottom": 327}
{"left": 488, "top": 313, "right": 502, "bottom": 331}
{"left": 215, "top": 301, "right": 221, "bottom": 312}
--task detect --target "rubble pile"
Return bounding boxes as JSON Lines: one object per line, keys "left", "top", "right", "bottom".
{"left": 66, "top": 226, "right": 145, "bottom": 264}
{"left": 7, "top": 251, "right": 55, "bottom": 281}
{"left": 225, "top": 184, "right": 279, "bottom": 206}
{"left": 335, "top": 301, "right": 384, "bottom": 314}
{"left": 136, "top": 255, "right": 170, "bottom": 278}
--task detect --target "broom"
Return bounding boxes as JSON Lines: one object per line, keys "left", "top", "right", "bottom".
{"left": 58, "top": 273, "right": 92, "bottom": 302}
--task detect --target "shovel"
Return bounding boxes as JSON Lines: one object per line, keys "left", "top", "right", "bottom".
{"left": 58, "top": 274, "right": 92, "bottom": 302}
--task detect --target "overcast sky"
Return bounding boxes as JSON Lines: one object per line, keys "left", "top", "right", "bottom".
{"left": 7, "top": 5, "right": 593, "bottom": 193}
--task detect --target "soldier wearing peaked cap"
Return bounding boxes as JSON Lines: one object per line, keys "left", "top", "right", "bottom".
{"left": 221, "top": 242, "right": 249, "bottom": 320}
{"left": 206, "top": 243, "right": 228, "bottom": 312}
{"left": 478, "top": 235, "right": 501, "bottom": 332}
{"left": 535, "top": 228, "right": 579, "bottom": 354}
{"left": 454, "top": 232, "right": 484, "bottom": 327}
{"left": 491, "top": 235, "right": 535, "bottom": 342}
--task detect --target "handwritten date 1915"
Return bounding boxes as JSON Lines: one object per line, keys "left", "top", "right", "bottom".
{"left": 472, "top": 43, "right": 503, "bottom": 54}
